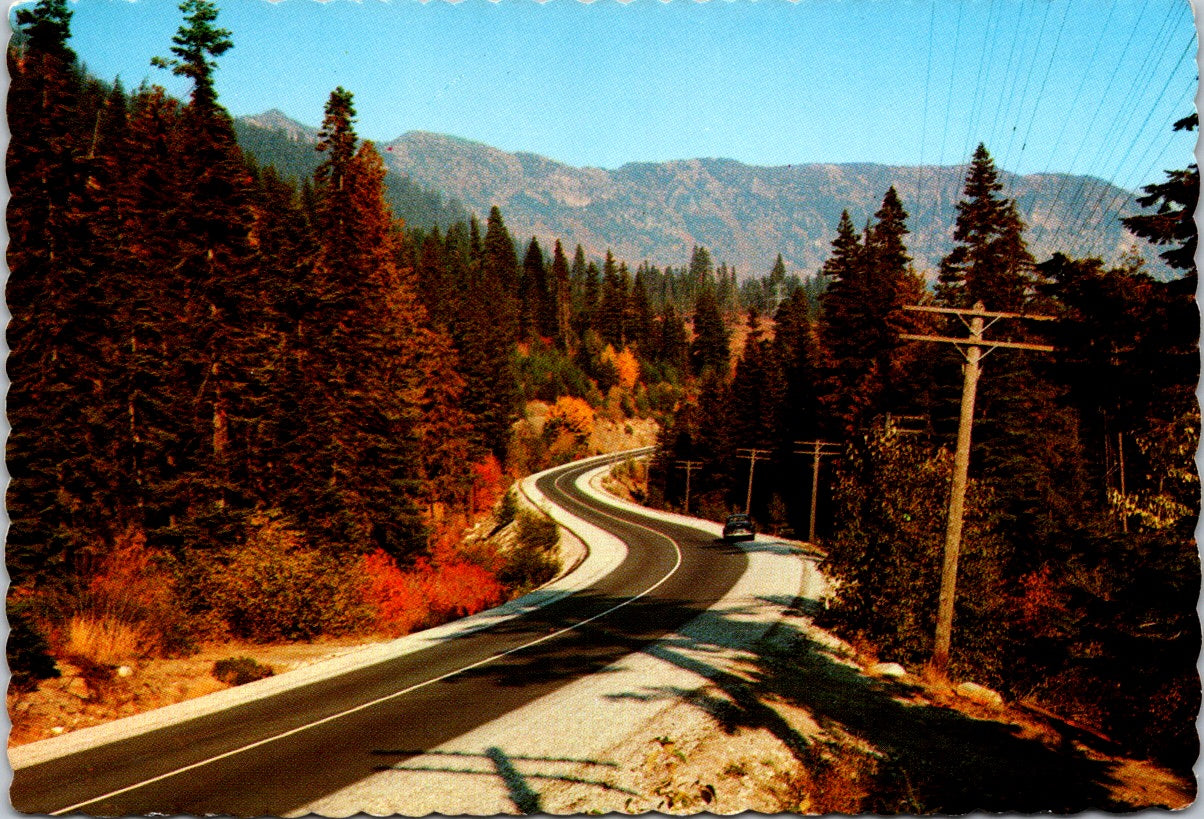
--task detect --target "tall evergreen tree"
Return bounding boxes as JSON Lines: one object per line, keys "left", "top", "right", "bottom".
{"left": 597, "top": 250, "right": 627, "bottom": 347}
{"left": 937, "top": 144, "right": 1033, "bottom": 311}
{"left": 482, "top": 206, "right": 520, "bottom": 340}
{"left": 629, "top": 267, "right": 655, "bottom": 357}
{"left": 520, "top": 237, "right": 553, "bottom": 339}
{"left": 150, "top": 0, "right": 232, "bottom": 112}
{"left": 550, "top": 240, "right": 572, "bottom": 351}
{"left": 689, "top": 284, "right": 730, "bottom": 378}
{"left": 1121, "top": 114, "right": 1199, "bottom": 273}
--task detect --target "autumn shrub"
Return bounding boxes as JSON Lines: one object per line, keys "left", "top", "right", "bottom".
{"left": 546, "top": 395, "right": 595, "bottom": 439}
{"left": 53, "top": 527, "right": 195, "bottom": 665}
{"left": 212, "top": 656, "right": 275, "bottom": 686}
{"left": 600, "top": 345, "right": 640, "bottom": 391}
{"left": 360, "top": 549, "right": 505, "bottom": 637}
{"left": 203, "top": 514, "right": 372, "bottom": 642}
{"left": 495, "top": 487, "right": 519, "bottom": 528}
{"left": 470, "top": 455, "right": 507, "bottom": 517}
{"left": 545, "top": 428, "right": 587, "bottom": 466}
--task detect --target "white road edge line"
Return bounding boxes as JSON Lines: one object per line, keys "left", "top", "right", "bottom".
{"left": 47, "top": 455, "right": 682, "bottom": 817}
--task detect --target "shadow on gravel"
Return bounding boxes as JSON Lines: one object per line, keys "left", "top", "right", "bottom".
{"left": 603, "top": 599, "right": 1133, "bottom": 813}
{"left": 369, "top": 747, "right": 636, "bottom": 813}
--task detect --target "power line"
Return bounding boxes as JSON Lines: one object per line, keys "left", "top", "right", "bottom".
{"left": 984, "top": 0, "right": 1031, "bottom": 161}
{"left": 914, "top": 0, "right": 937, "bottom": 221}
{"left": 1046, "top": 37, "right": 1196, "bottom": 256}
{"left": 1029, "top": 2, "right": 1192, "bottom": 260}
{"left": 1050, "top": 44, "right": 1192, "bottom": 248}
{"left": 1011, "top": 0, "right": 1073, "bottom": 172}
{"left": 998, "top": 0, "right": 1054, "bottom": 171}
{"left": 958, "top": 0, "right": 1003, "bottom": 172}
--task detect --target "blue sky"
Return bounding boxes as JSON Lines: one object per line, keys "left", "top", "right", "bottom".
{"left": 27, "top": 0, "right": 1200, "bottom": 192}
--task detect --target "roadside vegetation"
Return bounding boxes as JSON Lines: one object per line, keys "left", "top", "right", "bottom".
{"left": 6, "top": 0, "right": 1196, "bottom": 796}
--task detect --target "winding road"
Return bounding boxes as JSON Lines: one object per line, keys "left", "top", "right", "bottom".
{"left": 9, "top": 451, "right": 806, "bottom": 816}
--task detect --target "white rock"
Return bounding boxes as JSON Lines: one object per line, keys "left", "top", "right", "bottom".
{"left": 956, "top": 681, "right": 1003, "bottom": 708}
{"left": 116, "top": 665, "right": 134, "bottom": 678}
{"left": 50, "top": 726, "right": 65, "bottom": 735}
{"left": 867, "top": 662, "right": 907, "bottom": 678}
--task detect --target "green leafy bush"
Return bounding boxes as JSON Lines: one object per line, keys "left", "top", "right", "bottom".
{"left": 212, "top": 656, "right": 275, "bottom": 686}
{"left": 515, "top": 342, "right": 594, "bottom": 403}
{"left": 496, "top": 487, "right": 520, "bottom": 528}
{"left": 497, "top": 510, "right": 560, "bottom": 592}
{"left": 516, "top": 509, "right": 559, "bottom": 552}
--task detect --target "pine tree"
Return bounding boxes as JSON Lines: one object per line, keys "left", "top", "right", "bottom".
{"left": 550, "top": 240, "right": 572, "bottom": 351}
{"left": 689, "top": 284, "right": 730, "bottom": 378}
{"left": 1121, "top": 114, "right": 1198, "bottom": 273}
{"left": 6, "top": 1, "right": 106, "bottom": 583}
{"left": 767, "top": 253, "right": 787, "bottom": 311}
{"left": 520, "top": 237, "right": 552, "bottom": 339}
{"left": 299, "top": 90, "right": 453, "bottom": 556}
{"left": 937, "top": 144, "right": 1033, "bottom": 311}
{"left": 483, "top": 206, "right": 520, "bottom": 340}
{"left": 14, "top": 0, "right": 75, "bottom": 62}
{"left": 816, "top": 211, "right": 869, "bottom": 437}
{"left": 629, "top": 267, "right": 655, "bottom": 358}
{"left": 150, "top": 0, "right": 232, "bottom": 112}
{"left": 656, "top": 302, "right": 690, "bottom": 375}
{"left": 597, "top": 250, "right": 627, "bottom": 347}
{"left": 818, "top": 193, "right": 928, "bottom": 438}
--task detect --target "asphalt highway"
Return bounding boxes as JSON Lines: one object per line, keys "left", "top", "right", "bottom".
{"left": 10, "top": 453, "right": 749, "bottom": 816}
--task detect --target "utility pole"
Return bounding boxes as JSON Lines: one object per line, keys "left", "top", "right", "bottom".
{"left": 675, "top": 460, "right": 701, "bottom": 516}
{"left": 794, "top": 440, "right": 841, "bottom": 543}
{"left": 736, "top": 448, "right": 772, "bottom": 515}
{"left": 901, "top": 301, "right": 1054, "bottom": 678}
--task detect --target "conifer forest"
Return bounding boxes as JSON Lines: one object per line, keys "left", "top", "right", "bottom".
{"left": 6, "top": 0, "right": 1199, "bottom": 784}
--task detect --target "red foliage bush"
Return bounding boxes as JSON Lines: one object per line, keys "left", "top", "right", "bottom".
{"left": 359, "top": 549, "right": 505, "bottom": 637}
{"left": 470, "top": 455, "right": 506, "bottom": 516}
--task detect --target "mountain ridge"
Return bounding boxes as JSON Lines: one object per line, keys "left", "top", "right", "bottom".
{"left": 237, "top": 111, "right": 1164, "bottom": 277}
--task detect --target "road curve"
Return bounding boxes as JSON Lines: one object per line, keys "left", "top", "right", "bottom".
{"left": 10, "top": 452, "right": 751, "bottom": 816}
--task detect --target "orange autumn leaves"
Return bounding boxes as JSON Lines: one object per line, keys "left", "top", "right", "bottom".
{"left": 359, "top": 548, "right": 505, "bottom": 637}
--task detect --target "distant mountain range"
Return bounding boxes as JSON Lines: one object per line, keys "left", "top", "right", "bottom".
{"left": 236, "top": 109, "right": 1166, "bottom": 278}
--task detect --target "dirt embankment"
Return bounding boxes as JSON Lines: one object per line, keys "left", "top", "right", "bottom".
{"left": 7, "top": 638, "right": 385, "bottom": 747}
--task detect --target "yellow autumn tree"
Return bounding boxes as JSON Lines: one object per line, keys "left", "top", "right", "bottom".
{"left": 547, "top": 395, "right": 595, "bottom": 438}
{"left": 601, "top": 344, "right": 640, "bottom": 391}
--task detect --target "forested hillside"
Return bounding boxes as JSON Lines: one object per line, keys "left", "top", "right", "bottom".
{"left": 646, "top": 145, "right": 1199, "bottom": 775}
{"left": 6, "top": 0, "right": 1197, "bottom": 783}
{"left": 4, "top": 0, "right": 707, "bottom": 691}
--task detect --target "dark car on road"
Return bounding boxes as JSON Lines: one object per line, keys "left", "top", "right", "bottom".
{"left": 722, "top": 513, "right": 756, "bottom": 542}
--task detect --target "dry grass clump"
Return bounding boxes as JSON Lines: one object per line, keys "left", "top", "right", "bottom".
{"left": 63, "top": 615, "right": 154, "bottom": 668}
